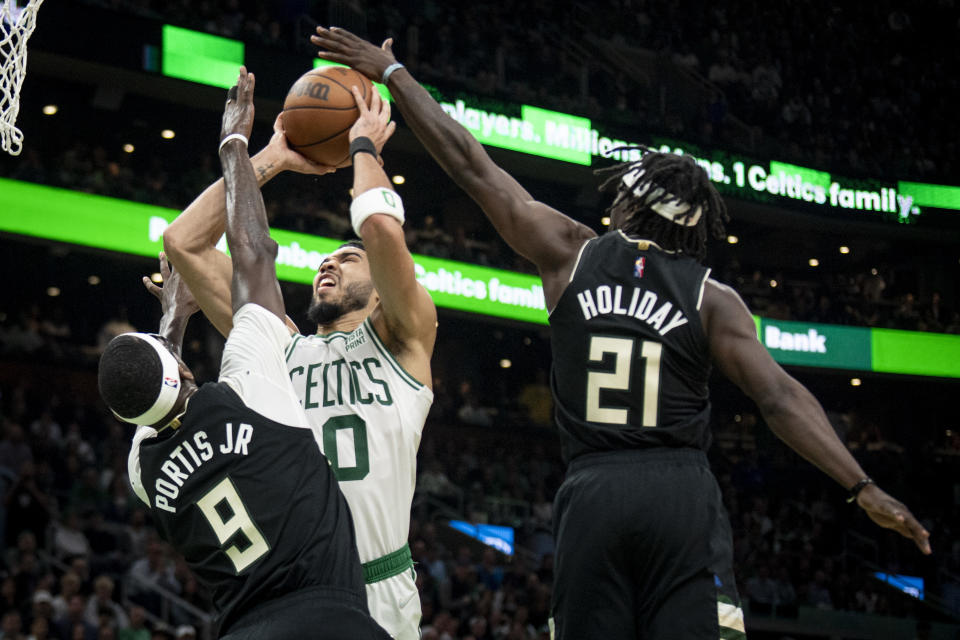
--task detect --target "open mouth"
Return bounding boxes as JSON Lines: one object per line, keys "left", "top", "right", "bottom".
{"left": 317, "top": 275, "right": 337, "bottom": 292}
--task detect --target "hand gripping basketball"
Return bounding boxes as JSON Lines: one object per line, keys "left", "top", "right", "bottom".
{"left": 221, "top": 67, "right": 256, "bottom": 147}
{"left": 348, "top": 85, "right": 395, "bottom": 154}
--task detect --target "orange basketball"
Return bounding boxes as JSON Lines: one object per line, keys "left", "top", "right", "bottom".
{"left": 282, "top": 66, "right": 374, "bottom": 166}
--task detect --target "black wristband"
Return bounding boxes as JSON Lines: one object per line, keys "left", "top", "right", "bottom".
{"left": 846, "top": 477, "right": 875, "bottom": 503}
{"left": 349, "top": 136, "right": 378, "bottom": 161}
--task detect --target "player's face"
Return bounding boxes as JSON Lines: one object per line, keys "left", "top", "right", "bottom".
{"left": 308, "top": 246, "right": 376, "bottom": 324}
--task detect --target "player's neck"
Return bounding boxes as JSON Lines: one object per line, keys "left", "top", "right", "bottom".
{"left": 315, "top": 309, "right": 366, "bottom": 336}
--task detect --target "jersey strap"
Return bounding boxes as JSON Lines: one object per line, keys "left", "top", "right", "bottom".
{"left": 362, "top": 543, "right": 413, "bottom": 584}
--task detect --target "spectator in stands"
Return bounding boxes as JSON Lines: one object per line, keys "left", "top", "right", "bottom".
{"left": 125, "top": 538, "right": 181, "bottom": 617}
{"left": 27, "top": 615, "right": 51, "bottom": 640}
{"left": 3, "top": 461, "right": 50, "bottom": 549}
{"left": 806, "top": 569, "right": 834, "bottom": 609}
{"left": 83, "top": 576, "right": 129, "bottom": 630}
{"left": 117, "top": 605, "right": 149, "bottom": 640}
{"left": 30, "top": 590, "right": 56, "bottom": 626}
{"left": 50, "top": 572, "right": 81, "bottom": 620}
{"left": 52, "top": 512, "right": 92, "bottom": 561}
{"left": 745, "top": 564, "right": 777, "bottom": 614}
{"left": 53, "top": 594, "right": 96, "bottom": 640}
{"left": 0, "top": 609, "right": 24, "bottom": 640}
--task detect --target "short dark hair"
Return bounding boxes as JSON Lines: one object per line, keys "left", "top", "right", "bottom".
{"left": 596, "top": 146, "right": 728, "bottom": 261}
{"left": 338, "top": 239, "right": 365, "bottom": 252}
{"left": 98, "top": 335, "right": 162, "bottom": 420}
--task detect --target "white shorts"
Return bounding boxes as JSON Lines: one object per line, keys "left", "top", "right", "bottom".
{"left": 366, "top": 568, "right": 421, "bottom": 640}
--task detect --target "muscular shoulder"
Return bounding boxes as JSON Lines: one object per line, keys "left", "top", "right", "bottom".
{"left": 700, "top": 278, "right": 752, "bottom": 336}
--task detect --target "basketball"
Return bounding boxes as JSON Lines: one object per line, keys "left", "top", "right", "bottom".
{"left": 282, "top": 66, "right": 374, "bottom": 166}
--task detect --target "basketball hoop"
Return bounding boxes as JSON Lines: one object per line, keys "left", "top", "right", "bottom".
{"left": 0, "top": 0, "right": 44, "bottom": 156}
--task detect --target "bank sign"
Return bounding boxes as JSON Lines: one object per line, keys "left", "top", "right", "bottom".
{"left": 2, "top": 178, "right": 959, "bottom": 378}
{"left": 755, "top": 317, "right": 960, "bottom": 379}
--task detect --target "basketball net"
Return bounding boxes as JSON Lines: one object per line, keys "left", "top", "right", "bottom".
{"left": 0, "top": 0, "right": 44, "bottom": 156}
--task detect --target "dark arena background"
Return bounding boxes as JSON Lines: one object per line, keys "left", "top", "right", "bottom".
{"left": 1, "top": 1, "right": 959, "bottom": 639}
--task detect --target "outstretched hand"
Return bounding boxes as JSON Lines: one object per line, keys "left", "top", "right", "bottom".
{"left": 348, "top": 85, "right": 395, "bottom": 152}
{"left": 221, "top": 66, "right": 256, "bottom": 144}
{"left": 143, "top": 252, "right": 200, "bottom": 320}
{"left": 857, "top": 484, "right": 932, "bottom": 555}
{"left": 311, "top": 26, "right": 398, "bottom": 84}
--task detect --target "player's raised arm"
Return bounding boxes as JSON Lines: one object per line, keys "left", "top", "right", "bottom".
{"left": 311, "top": 27, "right": 595, "bottom": 294}
{"left": 164, "top": 112, "right": 336, "bottom": 337}
{"left": 701, "top": 279, "right": 932, "bottom": 555}
{"left": 346, "top": 86, "right": 437, "bottom": 381}
{"left": 218, "top": 68, "right": 284, "bottom": 321}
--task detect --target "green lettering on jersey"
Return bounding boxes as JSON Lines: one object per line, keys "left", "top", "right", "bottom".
{"left": 363, "top": 358, "right": 393, "bottom": 405}
{"left": 322, "top": 414, "right": 370, "bottom": 481}
{"left": 332, "top": 359, "right": 347, "bottom": 404}
{"left": 322, "top": 363, "right": 336, "bottom": 407}
{"left": 350, "top": 361, "right": 374, "bottom": 405}
{"left": 303, "top": 363, "right": 322, "bottom": 409}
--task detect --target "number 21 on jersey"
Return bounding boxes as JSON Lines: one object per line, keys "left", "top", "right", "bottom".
{"left": 585, "top": 335, "right": 662, "bottom": 426}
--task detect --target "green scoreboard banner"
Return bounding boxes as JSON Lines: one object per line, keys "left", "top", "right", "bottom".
{"left": 754, "top": 317, "right": 960, "bottom": 379}
{"left": 1, "top": 178, "right": 958, "bottom": 378}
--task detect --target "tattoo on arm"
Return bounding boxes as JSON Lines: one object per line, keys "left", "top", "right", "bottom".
{"left": 256, "top": 161, "right": 276, "bottom": 183}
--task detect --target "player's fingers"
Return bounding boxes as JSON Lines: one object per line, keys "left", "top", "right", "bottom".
{"left": 352, "top": 86, "right": 369, "bottom": 113}
{"left": 241, "top": 72, "right": 255, "bottom": 101}
{"left": 315, "top": 51, "right": 349, "bottom": 65}
{"left": 384, "top": 120, "right": 396, "bottom": 140}
{"left": 142, "top": 277, "right": 161, "bottom": 300}
{"left": 899, "top": 512, "right": 932, "bottom": 554}
{"left": 381, "top": 37, "right": 394, "bottom": 54}
{"left": 369, "top": 85, "right": 382, "bottom": 113}
{"left": 158, "top": 251, "right": 170, "bottom": 278}
{"left": 329, "top": 26, "right": 357, "bottom": 43}
{"left": 273, "top": 113, "right": 284, "bottom": 134}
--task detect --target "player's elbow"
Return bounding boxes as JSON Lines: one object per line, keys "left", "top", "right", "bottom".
{"left": 230, "top": 236, "right": 278, "bottom": 268}
{"left": 162, "top": 224, "right": 189, "bottom": 261}
{"left": 753, "top": 375, "right": 804, "bottom": 422}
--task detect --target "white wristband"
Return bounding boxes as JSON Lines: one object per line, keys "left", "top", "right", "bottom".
{"left": 381, "top": 62, "right": 405, "bottom": 85}
{"left": 219, "top": 133, "right": 249, "bottom": 153}
{"left": 350, "top": 187, "right": 405, "bottom": 238}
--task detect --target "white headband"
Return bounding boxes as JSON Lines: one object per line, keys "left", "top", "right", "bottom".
{"left": 621, "top": 168, "right": 703, "bottom": 227}
{"left": 111, "top": 333, "right": 182, "bottom": 426}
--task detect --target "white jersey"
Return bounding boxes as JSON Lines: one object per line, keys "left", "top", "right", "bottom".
{"left": 285, "top": 317, "right": 432, "bottom": 565}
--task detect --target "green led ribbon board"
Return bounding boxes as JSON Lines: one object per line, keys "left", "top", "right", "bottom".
{"left": 162, "top": 25, "right": 244, "bottom": 89}
{"left": 753, "top": 317, "right": 960, "bottom": 379}
{"left": 0, "top": 178, "right": 546, "bottom": 326}
{"left": 159, "top": 25, "right": 960, "bottom": 220}
{"left": 1, "top": 178, "right": 958, "bottom": 377}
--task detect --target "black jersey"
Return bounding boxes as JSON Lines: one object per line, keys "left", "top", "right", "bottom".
{"left": 549, "top": 231, "right": 713, "bottom": 462}
{"left": 134, "top": 382, "right": 365, "bottom": 633}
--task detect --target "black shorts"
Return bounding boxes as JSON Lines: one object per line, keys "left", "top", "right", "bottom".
{"left": 220, "top": 586, "right": 391, "bottom": 640}
{"left": 551, "top": 448, "right": 745, "bottom": 640}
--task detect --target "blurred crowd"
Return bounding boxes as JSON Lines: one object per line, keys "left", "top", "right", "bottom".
{"left": 724, "top": 265, "right": 960, "bottom": 335}
{"left": 76, "top": 0, "right": 959, "bottom": 183}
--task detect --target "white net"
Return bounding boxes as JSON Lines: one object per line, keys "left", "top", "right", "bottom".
{"left": 0, "top": 0, "right": 44, "bottom": 156}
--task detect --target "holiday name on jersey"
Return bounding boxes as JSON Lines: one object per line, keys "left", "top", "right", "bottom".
{"left": 153, "top": 422, "right": 252, "bottom": 513}
{"left": 576, "top": 284, "right": 689, "bottom": 336}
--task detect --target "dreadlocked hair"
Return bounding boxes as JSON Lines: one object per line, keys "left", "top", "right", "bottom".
{"left": 595, "top": 146, "right": 728, "bottom": 262}
{"left": 98, "top": 335, "right": 163, "bottom": 420}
